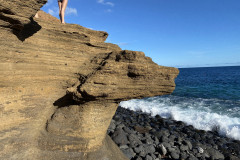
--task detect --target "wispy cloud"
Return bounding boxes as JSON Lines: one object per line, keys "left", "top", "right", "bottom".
{"left": 97, "top": 0, "right": 115, "bottom": 7}
{"left": 117, "top": 42, "right": 130, "bottom": 46}
{"left": 218, "top": 62, "right": 240, "bottom": 66}
{"left": 105, "top": 9, "right": 113, "bottom": 13}
{"left": 48, "top": 7, "right": 58, "bottom": 16}
{"left": 48, "top": 7, "right": 78, "bottom": 16}
{"left": 66, "top": 7, "right": 78, "bottom": 15}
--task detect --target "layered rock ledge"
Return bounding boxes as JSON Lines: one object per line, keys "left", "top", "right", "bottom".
{"left": 0, "top": 1, "right": 178, "bottom": 159}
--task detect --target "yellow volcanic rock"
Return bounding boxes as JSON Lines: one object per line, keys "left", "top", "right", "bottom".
{"left": 0, "top": 1, "right": 178, "bottom": 159}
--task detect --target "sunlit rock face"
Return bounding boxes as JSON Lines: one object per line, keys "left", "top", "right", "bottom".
{"left": 0, "top": 1, "right": 179, "bottom": 159}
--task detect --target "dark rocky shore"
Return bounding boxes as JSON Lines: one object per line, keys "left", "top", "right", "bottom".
{"left": 108, "top": 107, "right": 240, "bottom": 160}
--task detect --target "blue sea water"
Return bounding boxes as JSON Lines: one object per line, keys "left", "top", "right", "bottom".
{"left": 120, "top": 66, "right": 240, "bottom": 140}
{"left": 174, "top": 66, "right": 240, "bottom": 101}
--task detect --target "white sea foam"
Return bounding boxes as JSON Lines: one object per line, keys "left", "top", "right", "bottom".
{"left": 120, "top": 96, "right": 240, "bottom": 140}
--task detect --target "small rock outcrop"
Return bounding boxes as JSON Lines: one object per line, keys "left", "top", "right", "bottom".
{"left": 0, "top": 1, "right": 179, "bottom": 160}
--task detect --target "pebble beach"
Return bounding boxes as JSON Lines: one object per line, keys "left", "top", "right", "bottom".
{"left": 108, "top": 107, "right": 240, "bottom": 160}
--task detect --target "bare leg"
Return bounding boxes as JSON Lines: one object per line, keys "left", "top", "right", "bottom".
{"left": 58, "top": 1, "right": 62, "bottom": 22}
{"left": 60, "top": 0, "right": 68, "bottom": 24}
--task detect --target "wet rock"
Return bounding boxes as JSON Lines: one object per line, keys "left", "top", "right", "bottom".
{"left": 196, "top": 153, "right": 205, "bottom": 159}
{"left": 152, "top": 131, "right": 163, "bottom": 139}
{"left": 227, "top": 142, "right": 240, "bottom": 155}
{"left": 170, "top": 151, "right": 180, "bottom": 160}
{"left": 108, "top": 119, "right": 116, "bottom": 132}
{"left": 203, "top": 153, "right": 210, "bottom": 159}
{"left": 146, "top": 155, "right": 153, "bottom": 160}
{"left": 150, "top": 153, "right": 156, "bottom": 159}
{"left": 180, "top": 152, "right": 188, "bottom": 159}
{"left": 193, "top": 133, "right": 201, "bottom": 140}
{"left": 144, "top": 136, "right": 154, "bottom": 144}
{"left": 138, "top": 144, "right": 155, "bottom": 157}
{"left": 193, "top": 148, "right": 199, "bottom": 155}
{"left": 176, "top": 136, "right": 183, "bottom": 144}
{"left": 134, "top": 145, "right": 144, "bottom": 154}
{"left": 187, "top": 154, "right": 198, "bottom": 160}
{"left": 225, "top": 155, "right": 240, "bottom": 160}
{"left": 161, "top": 142, "right": 171, "bottom": 150}
{"left": 119, "top": 145, "right": 129, "bottom": 149}
{"left": 124, "top": 126, "right": 134, "bottom": 134}
{"left": 180, "top": 144, "right": 189, "bottom": 151}
{"left": 183, "top": 140, "right": 193, "bottom": 150}
{"left": 145, "top": 126, "right": 153, "bottom": 131}
{"left": 154, "top": 137, "right": 159, "bottom": 145}
{"left": 160, "top": 128, "right": 170, "bottom": 137}
{"left": 117, "top": 123, "right": 126, "bottom": 129}
{"left": 158, "top": 144, "right": 167, "bottom": 156}
{"left": 112, "top": 128, "right": 129, "bottom": 145}
{"left": 114, "top": 115, "right": 121, "bottom": 122}
{"left": 160, "top": 135, "right": 169, "bottom": 143}
{"left": 128, "top": 133, "right": 142, "bottom": 147}
{"left": 121, "top": 148, "right": 136, "bottom": 159}
{"left": 169, "top": 134, "right": 176, "bottom": 142}
{"left": 135, "top": 157, "right": 142, "bottom": 160}
{"left": 134, "top": 125, "right": 151, "bottom": 134}
{"left": 197, "top": 146, "right": 204, "bottom": 153}
{"left": 145, "top": 144, "right": 156, "bottom": 154}
{"left": 206, "top": 147, "right": 224, "bottom": 160}
{"left": 139, "top": 150, "right": 147, "bottom": 157}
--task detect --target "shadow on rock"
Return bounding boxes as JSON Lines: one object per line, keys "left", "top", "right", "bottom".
{"left": 13, "top": 18, "right": 41, "bottom": 41}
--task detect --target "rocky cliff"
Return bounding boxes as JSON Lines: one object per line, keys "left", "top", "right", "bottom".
{"left": 0, "top": 1, "right": 179, "bottom": 159}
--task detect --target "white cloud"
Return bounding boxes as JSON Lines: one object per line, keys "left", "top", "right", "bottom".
{"left": 48, "top": 7, "right": 58, "bottom": 16}
{"left": 97, "top": 0, "right": 115, "bottom": 7}
{"left": 98, "top": 0, "right": 104, "bottom": 3}
{"left": 66, "top": 7, "right": 78, "bottom": 16}
{"left": 105, "top": 2, "right": 114, "bottom": 7}
{"left": 105, "top": 9, "right": 113, "bottom": 13}
{"left": 48, "top": 7, "right": 78, "bottom": 16}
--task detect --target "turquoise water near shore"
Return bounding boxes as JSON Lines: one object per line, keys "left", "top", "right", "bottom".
{"left": 120, "top": 66, "right": 240, "bottom": 140}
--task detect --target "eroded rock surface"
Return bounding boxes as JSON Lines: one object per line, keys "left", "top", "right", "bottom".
{"left": 0, "top": 1, "right": 179, "bottom": 159}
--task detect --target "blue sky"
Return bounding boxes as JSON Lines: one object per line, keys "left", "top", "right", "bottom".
{"left": 41, "top": 0, "right": 240, "bottom": 68}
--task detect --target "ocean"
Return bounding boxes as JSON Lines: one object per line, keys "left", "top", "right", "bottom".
{"left": 120, "top": 66, "right": 240, "bottom": 140}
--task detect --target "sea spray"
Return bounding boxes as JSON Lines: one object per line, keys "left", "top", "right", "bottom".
{"left": 120, "top": 95, "right": 240, "bottom": 140}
